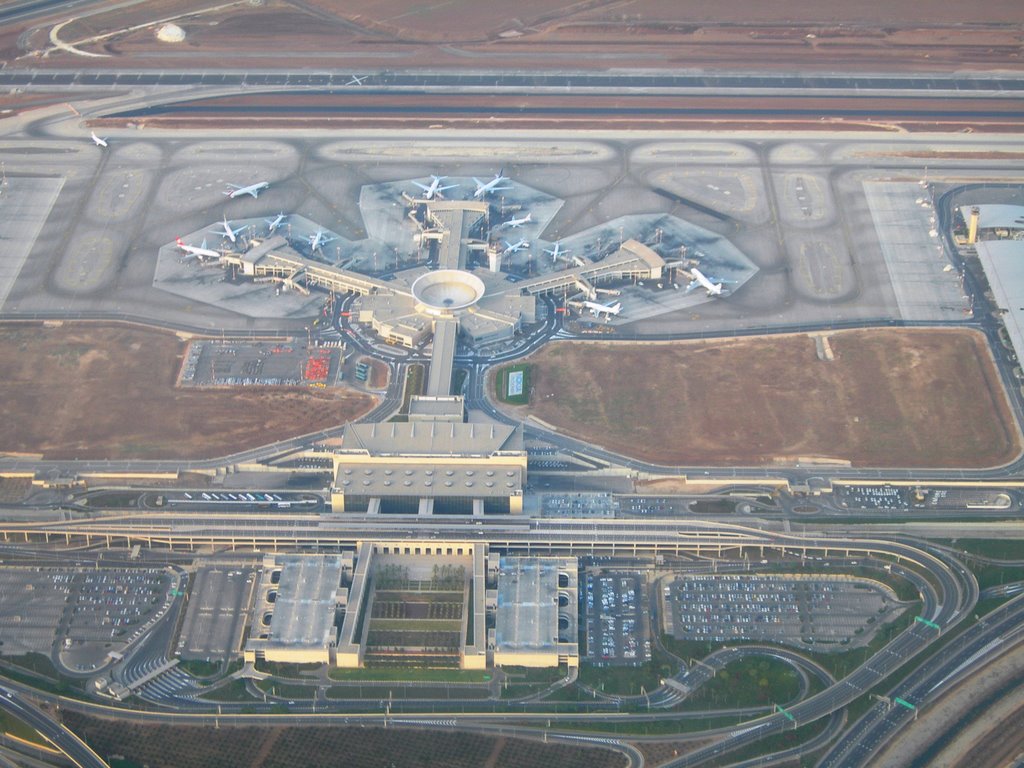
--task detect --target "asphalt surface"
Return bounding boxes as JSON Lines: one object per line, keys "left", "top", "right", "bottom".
{"left": 0, "top": 58, "right": 1021, "bottom": 768}
{"left": 2, "top": 70, "right": 1023, "bottom": 93}
{"left": 0, "top": 684, "right": 108, "bottom": 768}
{"left": 819, "top": 591, "right": 1024, "bottom": 767}
{"left": 0, "top": 522, "right": 976, "bottom": 765}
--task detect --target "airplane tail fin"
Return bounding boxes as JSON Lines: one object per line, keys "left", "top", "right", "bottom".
{"left": 175, "top": 236, "right": 184, "bottom": 246}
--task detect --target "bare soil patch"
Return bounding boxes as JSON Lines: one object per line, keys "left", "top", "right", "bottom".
{"left": 0, "top": 323, "right": 375, "bottom": 460}
{"left": 59, "top": 712, "right": 628, "bottom": 768}
{"left": 500, "top": 329, "right": 1020, "bottom": 468}
{"left": 9, "top": 0, "right": 1022, "bottom": 74}
{"left": 362, "top": 357, "right": 390, "bottom": 389}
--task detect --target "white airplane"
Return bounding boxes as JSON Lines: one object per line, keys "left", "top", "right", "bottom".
{"left": 346, "top": 75, "right": 367, "bottom": 86}
{"left": 499, "top": 212, "right": 531, "bottom": 229}
{"left": 583, "top": 300, "right": 622, "bottom": 318}
{"left": 175, "top": 237, "right": 221, "bottom": 262}
{"left": 684, "top": 267, "right": 724, "bottom": 296}
{"left": 265, "top": 213, "right": 287, "bottom": 233}
{"left": 90, "top": 131, "right": 108, "bottom": 148}
{"left": 502, "top": 239, "right": 529, "bottom": 255}
{"left": 309, "top": 227, "right": 337, "bottom": 252}
{"left": 472, "top": 169, "right": 512, "bottom": 198}
{"left": 543, "top": 242, "right": 567, "bottom": 262}
{"left": 224, "top": 181, "right": 269, "bottom": 199}
{"left": 412, "top": 175, "right": 458, "bottom": 200}
{"left": 211, "top": 215, "right": 246, "bottom": 244}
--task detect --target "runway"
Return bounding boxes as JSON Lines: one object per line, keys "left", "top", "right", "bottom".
{"left": 3, "top": 69, "right": 1024, "bottom": 93}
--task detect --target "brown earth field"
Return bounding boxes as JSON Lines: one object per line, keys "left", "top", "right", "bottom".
{"left": 6, "top": 0, "right": 1023, "bottom": 74}
{"left": 0, "top": 323, "right": 376, "bottom": 461}
{"left": 497, "top": 328, "right": 1022, "bottom": 468}
{"left": 59, "top": 713, "right": 628, "bottom": 768}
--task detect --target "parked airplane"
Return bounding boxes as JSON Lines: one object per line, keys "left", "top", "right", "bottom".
{"left": 473, "top": 169, "right": 512, "bottom": 198}
{"left": 175, "top": 237, "right": 221, "bottom": 262}
{"left": 211, "top": 215, "right": 246, "bottom": 243}
{"left": 543, "top": 242, "right": 567, "bottom": 262}
{"left": 224, "top": 181, "right": 269, "bottom": 199}
{"left": 346, "top": 75, "right": 367, "bottom": 86}
{"left": 412, "top": 175, "right": 458, "bottom": 200}
{"left": 265, "top": 213, "right": 287, "bottom": 233}
{"left": 684, "top": 267, "right": 724, "bottom": 296}
{"left": 583, "top": 300, "right": 622, "bottom": 318}
{"left": 502, "top": 239, "right": 529, "bottom": 255}
{"left": 309, "top": 227, "right": 337, "bottom": 252}
{"left": 90, "top": 131, "right": 108, "bottom": 148}
{"left": 499, "top": 212, "right": 531, "bottom": 229}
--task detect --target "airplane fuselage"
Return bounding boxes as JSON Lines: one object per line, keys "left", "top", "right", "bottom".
{"left": 583, "top": 300, "right": 622, "bottom": 317}
{"left": 473, "top": 170, "right": 512, "bottom": 198}
{"left": 689, "top": 267, "right": 723, "bottom": 296}
{"left": 226, "top": 182, "right": 270, "bottom": 199}
{"left": 176, "top": 237, "right": 220, "bottom": 261}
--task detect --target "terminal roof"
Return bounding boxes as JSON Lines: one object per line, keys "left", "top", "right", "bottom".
{"left": 495, "top": 557, "right": 559, "bottom": 651}
{"left": 267, "top": 555, "right": 343, "bottom": 648}
{"left": 960, "top": 204, "right": 1024, "bottom": 230}
{"left": 340, "top": 421, "right": 523, "bottom": 457}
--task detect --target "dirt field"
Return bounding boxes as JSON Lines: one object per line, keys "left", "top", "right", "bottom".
{"left": 0, "top": 323, "right": 375, "bottom": 460}
{"left": 5, "top": 0, "right": 1023, "bottom": 74}
{"left": 501, "top": 329, "right": 1021, "bottom": 468}
{"left": 59, "top": 713, "right": 628, "bottom": 768}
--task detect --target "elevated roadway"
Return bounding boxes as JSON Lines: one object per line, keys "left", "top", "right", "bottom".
{"left": 819, "top": 591, "right": 1024, "bottom": 767}
{"left": 0, "top": 523, "right": 973, "bottom": 768}
{"left": 0, "top": 684, "right": 108, "bottom": 768}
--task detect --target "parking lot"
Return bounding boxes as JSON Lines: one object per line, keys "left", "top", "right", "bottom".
{"left": 155, "top": 490, "right": 323, "bottom": 513}
{"left": 664, "top": 574, "right": 902, "bottom": 650}
{"left": 834, "top": 485, "right": 907, "bottom": 510}
{"left": 0, "top": 566, "right": 172, "bottom": 668}
{"left": 585, "top": 573, "right": 650, "bottom": 665}
{"left": 179, "top": 339, "right": 343, "bottom": 389}
{"left": 0, "top": 567, "right": 71, "bottom": 655}
{"left": 913, "top": 488, "right": 1014, "bottom": 511}
{"left": 617, "top": 496, "right": 691, "bottom": 516}
{"left": 177, "top": 566, "right": 257, "bottom": 662}
{"left": 540, "top": 493, "right": 615, "bottom": 518}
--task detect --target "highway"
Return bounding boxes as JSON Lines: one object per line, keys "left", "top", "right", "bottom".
{"left": 0, "top": 516, "right": 978, "bottom": 765}
{"left": 0, "top": 56, "right": 1020, "bottom": 767}
{"left": 0, "top": 684, "right": 108, "bottom": 768}
{"left": 819, "top": 591, "right": 1024, "bottom": 767}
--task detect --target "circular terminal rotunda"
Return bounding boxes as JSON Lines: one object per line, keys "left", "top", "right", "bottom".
{"left": 411, "top": 269, "right": 486, "bottom": 317}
